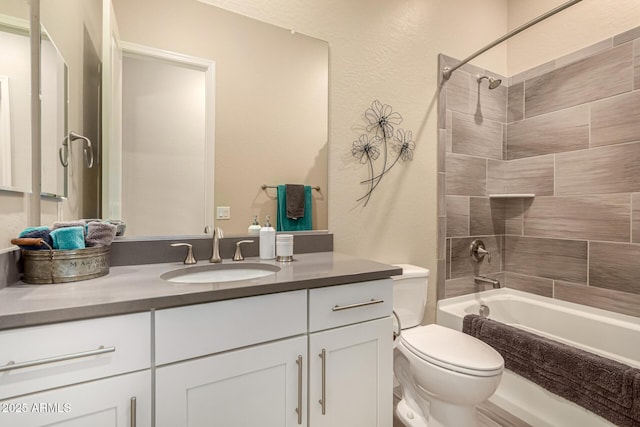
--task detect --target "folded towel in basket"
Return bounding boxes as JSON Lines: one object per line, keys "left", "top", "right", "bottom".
{"left": 50, "top": 226, "right": 86, "bottom": 250}
{"left": 52, "top": 221, "right": 87, "bottom": 235}
{"left": 463, "top": 314, "right": 640, "bottom": 427}
{"left": 17, "top": 227, "right": 53, "bottom": 250}
{"left": 85, "top": 222, "right": 118, "bottom": 247}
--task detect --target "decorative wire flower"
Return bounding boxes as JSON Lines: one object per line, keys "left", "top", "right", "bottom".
{"left": 351, "top": 135, "right": 382, "bottom": 164}
{"left": 364, "top": 100, "right": 403, "bottom": 139}
{"left": 391, "top": 129, "right": 415, "bottom": 162}
{"left": 352, "top": 100, "right": 414, "bottom": 206}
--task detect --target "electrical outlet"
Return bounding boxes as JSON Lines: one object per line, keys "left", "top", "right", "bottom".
{"left": 216, "top": 206, "right": 231, "bottom": 220}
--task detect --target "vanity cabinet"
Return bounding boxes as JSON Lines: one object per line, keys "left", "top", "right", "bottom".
{"left": 0, "top": 313, "right": 152, "bottom": 426}
{"left": 154, "top": 279, "right": 393, "bottom": 427}
{"left": 154, "top": 290, "right": 308, "bottom": 427}
{"left": 308, "top": 280, "right": 393, "bottom": 427}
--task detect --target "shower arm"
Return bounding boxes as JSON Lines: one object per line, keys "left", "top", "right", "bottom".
{"left": 441, "top": 0, "right": 583, "bottom": 81}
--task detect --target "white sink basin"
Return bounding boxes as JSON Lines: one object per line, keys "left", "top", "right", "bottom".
{"left": 161, "top": 263, "right": 280, "bottom": 283}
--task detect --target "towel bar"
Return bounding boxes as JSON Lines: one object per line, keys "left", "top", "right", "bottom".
{"left": 261, "top": 184, "right": 320, "bottom": 191}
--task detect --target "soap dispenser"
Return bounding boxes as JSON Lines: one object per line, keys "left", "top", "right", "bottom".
{"left": 259, "top": 215, "right": 276, "bottom": 260}
{"left": 248, "top": 215, "right": 261, "bottom": 236}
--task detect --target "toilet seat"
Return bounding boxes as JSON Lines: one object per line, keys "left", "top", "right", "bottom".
{"left": 400, "top": 324, "right": 503, "bottom": 377}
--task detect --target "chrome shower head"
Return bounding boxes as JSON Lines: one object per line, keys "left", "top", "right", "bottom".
{"left": 477, "top": 75, "right": 502, "bottom": 90}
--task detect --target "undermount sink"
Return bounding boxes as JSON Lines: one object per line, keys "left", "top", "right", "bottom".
{"left": 161, "top": 263, "right": 281, "bottom": 284}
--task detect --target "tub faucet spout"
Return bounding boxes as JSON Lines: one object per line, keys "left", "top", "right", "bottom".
{"left": 210, "top": 227, "right": 223, "bottom": 263}
{"left": 475, "top": 276, "right": 501, "bottom": 289}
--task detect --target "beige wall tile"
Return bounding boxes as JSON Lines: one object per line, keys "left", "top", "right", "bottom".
{"left": 438, "top": 129, "right": 446, "bottom": 172}
{"left": 523, "top": 194, "right": 631, "bottom": 242}
{"left": 633, "top": 193, "right": 640, "bottom": 244}
{"left": 446, "top": 153, "right": 486, "bottom": 196}
{"left": 507, "top": 82, "right": 523, "bottom": 123}
{"left": 505, "top": 272, "right": 553, "bottom": 297}
{"left": 487, "top": 160, "right": 506, "bottom": 195}
{"left": 556, "top": 142, "right": 640, "bottom": 195}
{"left": 506, "top": 155, "right": 554, "bottom": 196}
{"left": 555, "top": 281, "right": 640, "bottom": 318}
{"left": 614, "top": 26, "right": 640, "bottom": 46}
{"left": 452, "top": 112, "right": 503, "bottom": 160}
{"left": 444, "top": 68, "right": 473, "bottom": 115}
{"left": 470, "top": 197, "right": 505, "bottom": 236}
{"left": 505, "top": 236, "right": 587, "bottom": 284}
{"left": 504, "top": 199, "right": 524, "bottom": 236}
{"left": 555, "top": 38, "right": 612, "bottom": 68}
{"left": 634, "top": 40, "right": 640, "bottom": 90}
{"left": 450, "top": 236, "right": 502, "bottom": 279}
{"left": 506, "top": 105, "right": 589, "bottom": 159}
{"left": 589, "top": 242, "right": 640, "bottom": 295}
{"left": 524, "top": 43, "right": 633, "bottom": 118}
{"left": 509, "top": 60, "right": 555, "bottom": 86}
{"left": 591, "top": 91, "right": 640, "bottom": 147}
{"left": 446, "top": 196, "right": 469, "bottom": 237}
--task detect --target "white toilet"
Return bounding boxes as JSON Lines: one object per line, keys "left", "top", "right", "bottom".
{"left": 391, "top": 265, "right": 504, "bottom": 427}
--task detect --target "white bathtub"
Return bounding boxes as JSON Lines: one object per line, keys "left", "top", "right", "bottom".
{"left": 437, "top": 288, "right": 640, "bottom": 427}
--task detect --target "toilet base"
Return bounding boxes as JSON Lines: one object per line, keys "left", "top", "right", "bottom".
{"left": 396, "top": 398, "right": 428, "bottom": 427}
{"left": 428, "top": 398, "right": 479, "bottom": 427}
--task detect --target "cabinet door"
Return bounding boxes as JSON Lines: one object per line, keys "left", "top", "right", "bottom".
{"left": 309, "top": 317, "right": 393, "bottom": 427}
{"left": 156, "top": 336, "right": 307, "bottom": 427}
{"left": 0, "top": 370, "right": 151, "bottom": 427}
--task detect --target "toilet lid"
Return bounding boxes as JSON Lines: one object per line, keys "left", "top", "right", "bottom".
{"left": 400, "top": 324, "right": 504, "bottom": 377}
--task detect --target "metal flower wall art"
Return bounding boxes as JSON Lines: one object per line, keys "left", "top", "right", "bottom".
{"left": 351, "top": 100, "right": 415, "bottom": 206}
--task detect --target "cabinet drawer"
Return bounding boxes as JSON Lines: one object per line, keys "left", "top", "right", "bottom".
{"left": 309, "top": 279, "right": 392, "bottom": 332}
{"left": 0, "top": 312, "right": 150, "bottom": 399}
{"left": 155, "top": 290, "right": 307, "bottom": 365}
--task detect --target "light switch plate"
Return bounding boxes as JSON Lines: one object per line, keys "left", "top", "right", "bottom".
{"left": 216, "top": 206, "right": 231, "bottom": 220}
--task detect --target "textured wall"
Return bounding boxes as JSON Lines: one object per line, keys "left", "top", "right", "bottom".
{"left": 442, "top": 25, "right": 640, "bottom": 318}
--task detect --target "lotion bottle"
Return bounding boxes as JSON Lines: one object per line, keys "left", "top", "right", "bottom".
{"left": 248, "top": 215, "right": 262, "bottom": 236}
{"left": 259, "top": 215, "right": 276, "bottom": 260}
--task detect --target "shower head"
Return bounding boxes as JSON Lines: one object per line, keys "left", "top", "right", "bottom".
{"left": 477, "top": 75, "right": 502, "bottom": 90}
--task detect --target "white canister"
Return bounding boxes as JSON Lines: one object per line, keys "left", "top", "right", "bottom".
{"left": 276, "top": 234, "right": 294, "bottom": 262}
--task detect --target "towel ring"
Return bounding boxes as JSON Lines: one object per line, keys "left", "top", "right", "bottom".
{"left": 59, "top": 131, "right": 94, "bottom": 169}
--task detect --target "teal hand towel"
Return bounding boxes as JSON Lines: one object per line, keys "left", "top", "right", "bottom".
{"left": 50, "top": 226, "right": 86, "bottom": 250}
{"left": 277, "top": 185, "right": 312, "bottom": 231}
{"left": 19, "top": 226, "right": 50, "bottom": 238}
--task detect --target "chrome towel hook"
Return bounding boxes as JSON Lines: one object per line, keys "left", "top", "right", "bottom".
{"left": 58, "top": 131, "right": 94, "bottom": 168}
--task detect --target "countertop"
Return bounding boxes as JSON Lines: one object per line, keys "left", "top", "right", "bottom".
{"left": 0, "top": 252, "right": 401, "bottom": 330}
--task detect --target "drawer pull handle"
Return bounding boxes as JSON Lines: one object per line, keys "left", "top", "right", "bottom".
{"left": 131, "top": 397, "right": 137, "bottom": 427}
{"left": 296, "top": 355, "right": 303, "bottom": 424}
{"left": 0, "top": 345, "right": 116, "bottom": 372}
{"left": 332, "top": 298, "right": 384, "bottom": 312}
{"left": 319, "top": 348, "right": 326, "bottom": 415}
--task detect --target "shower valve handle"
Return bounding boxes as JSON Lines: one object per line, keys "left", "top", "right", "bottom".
{"left": 469, "top": 239, "right": 491, "bottom": 263}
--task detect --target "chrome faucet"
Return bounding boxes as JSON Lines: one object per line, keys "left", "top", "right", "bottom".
{"left": 474, "top": 276, "right": 501, "bottom": 289}
{"left": 210, "top": 227, "right": 223, "bottom": 263}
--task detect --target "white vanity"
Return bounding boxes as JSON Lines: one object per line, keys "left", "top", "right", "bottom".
{"left": 0, "top": 252, "right": 398, "bottom": 427}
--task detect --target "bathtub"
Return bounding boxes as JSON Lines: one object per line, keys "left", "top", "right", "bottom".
{"left": 437, "top": 288, "right": 640, "bottom": 427}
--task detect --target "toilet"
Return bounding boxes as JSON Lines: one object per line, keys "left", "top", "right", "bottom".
{"left": 391, "top": 265, "right": 504, "bottom": 427}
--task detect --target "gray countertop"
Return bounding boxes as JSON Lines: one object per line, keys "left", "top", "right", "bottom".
{"left": 0, "top": 252, "right": 401, "bottom": 330}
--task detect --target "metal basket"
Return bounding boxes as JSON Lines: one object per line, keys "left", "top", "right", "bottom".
{"left": 12, "top": 239, "right": 111, "bottom": 284}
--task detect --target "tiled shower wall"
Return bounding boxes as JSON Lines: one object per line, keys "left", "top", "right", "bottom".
{"left": 438, "top": 26, "right": 640, "bottom": 319}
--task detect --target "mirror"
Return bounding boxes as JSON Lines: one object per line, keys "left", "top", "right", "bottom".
{"left": 103, "top": 0, "right": 329, "bottom": 236}
{"left": 40, "top": 0, "right": 102, "bottom": 217}
{"left": 40, "top": 27, "right": 68, "bottom": 198}
{"left": 0, "top": 3, "right": 31, "bottom": 194}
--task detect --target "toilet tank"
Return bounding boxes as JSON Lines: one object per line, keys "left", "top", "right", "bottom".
{"left": 391, "top": 264, "right": 430, "bottom": 329}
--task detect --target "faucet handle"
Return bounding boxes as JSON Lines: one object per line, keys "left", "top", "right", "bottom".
{"left": 469, "top": 239, "right": 491, "bottom": 263}
{"left": 233, "top": 240, "right": 254, "bottom": 261}
{"left": 171, "top": 243, "right": 197, "bottom": 265}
